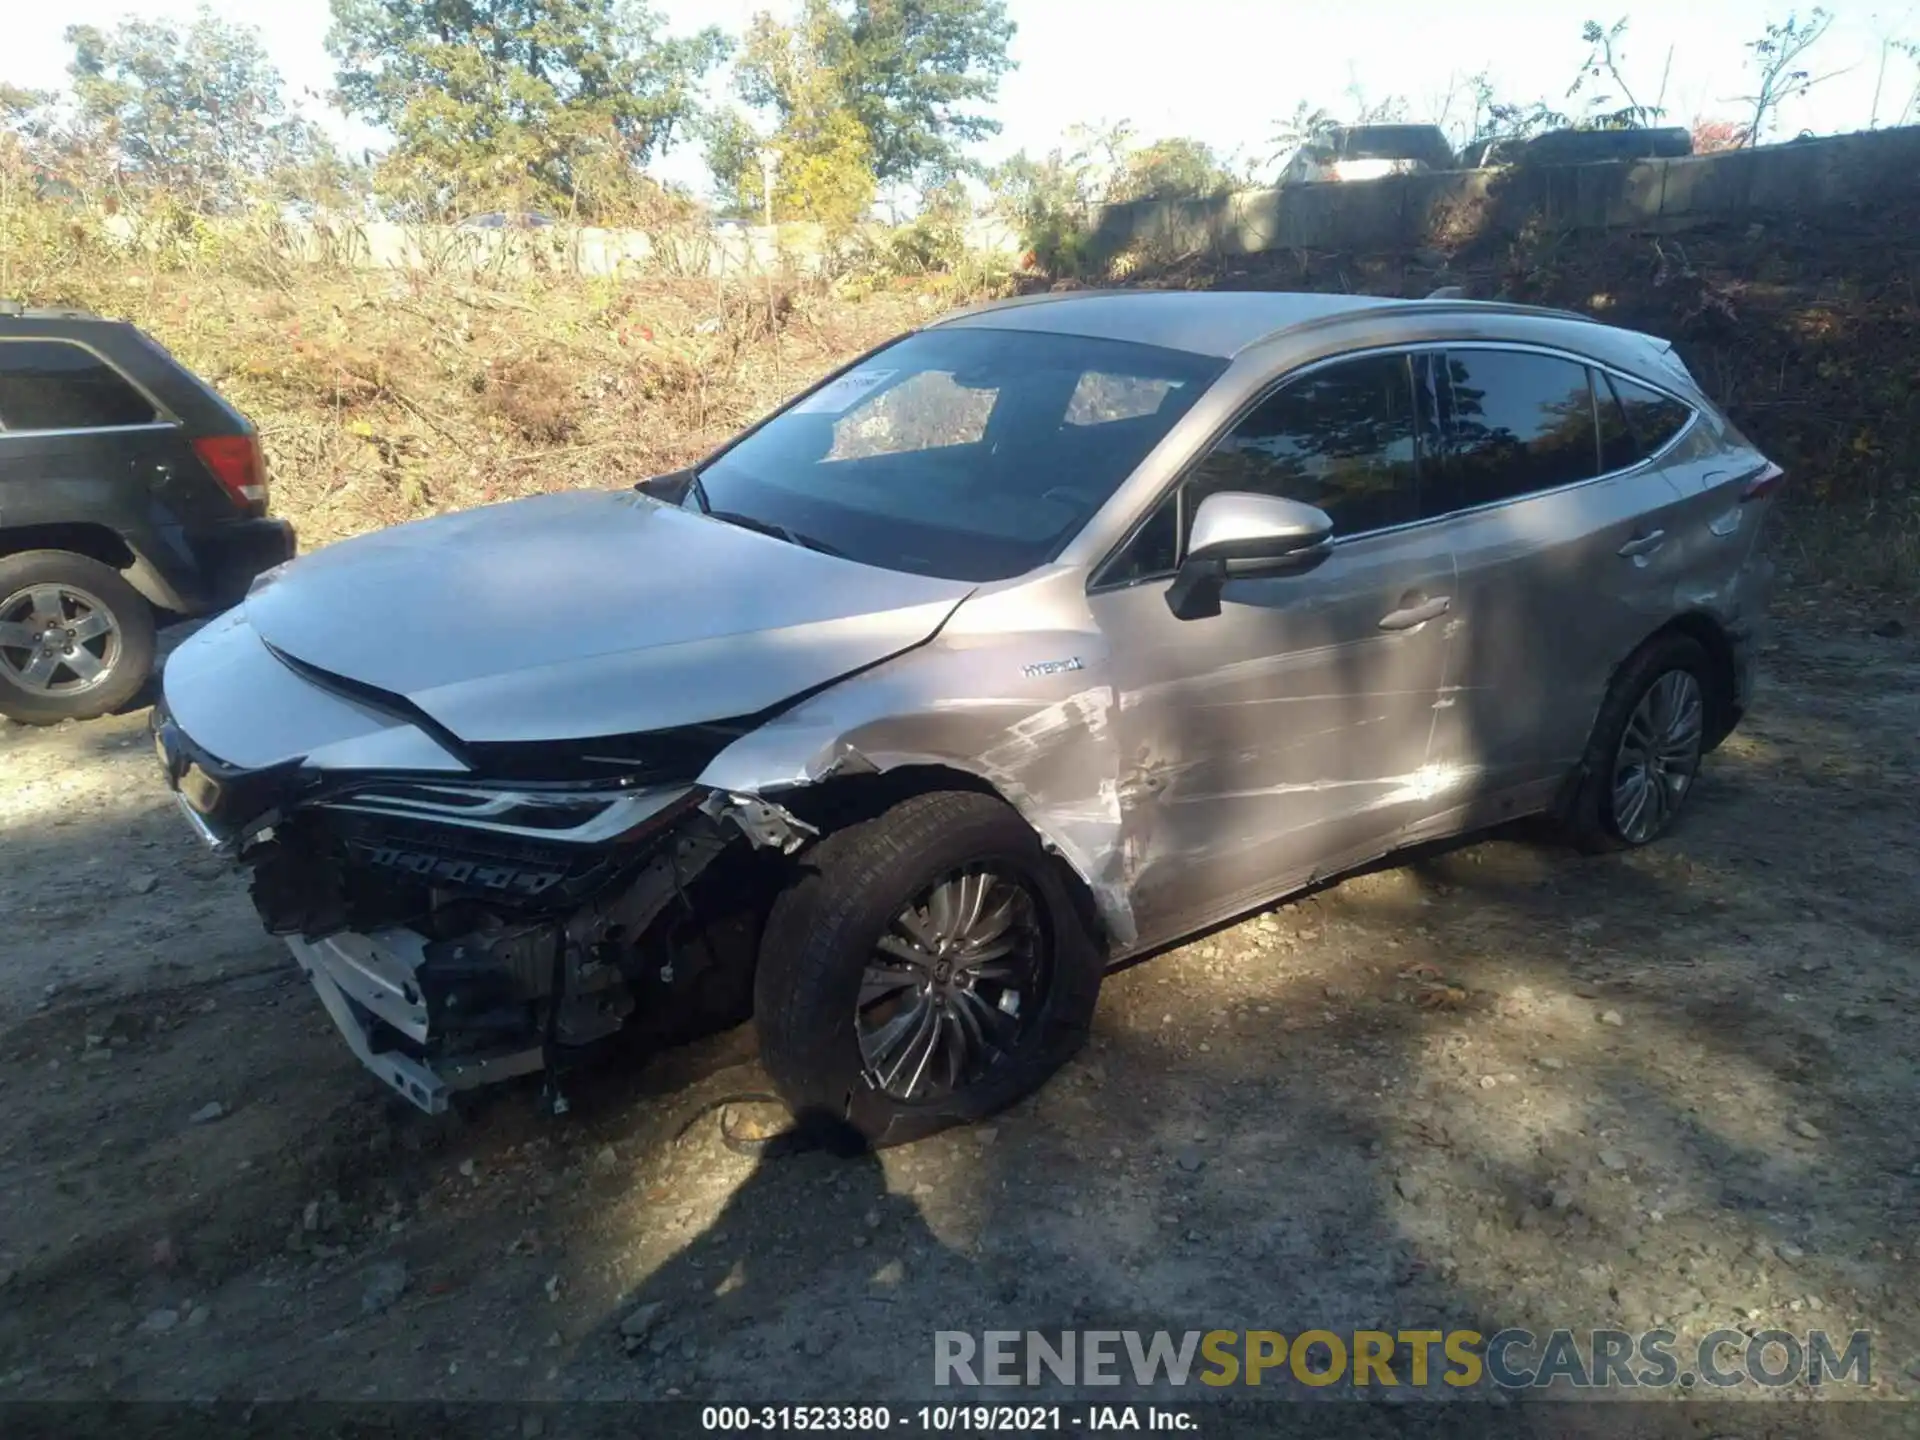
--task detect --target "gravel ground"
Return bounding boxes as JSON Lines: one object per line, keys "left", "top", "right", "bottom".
{"left": 0, "top": 598, "right": 1916, "bottom": 1414}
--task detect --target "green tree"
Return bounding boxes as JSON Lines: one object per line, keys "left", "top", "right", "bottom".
{"left": 714, "top": 0, "right": 875, "bottom": 227}
{"left": 1108, "top": 137, "right": 1236, "bottom": 203}
{"left": 773, "top": 108, "right": 875, "bottom": 228}
{"left": 327, "top": 0, "right": 728, "bottom": 219}
{"left": 0, "top": 85, "right": 62, "bottom": 166}
{"left": 0, "top": 85, "right": 55, "bottom": 129}
{"left": 834, "top": 0, "right": 1016, "bottom": 185}
{"left": 987, "top": 145, "right": 1093, "bottom": 273}
{"left": 0, "top": 85, "right": 80, "bottom": 202}
{"left": 702, "top": 107, "right": 768, "bottom": 219}
{"left": 38, "top": 8, "right": 343, "bottom": 209}
{"left": 710, "top": 0, "right": 1014, "bottom": 215}
{"left": 987, "top": 121, "right": 1137, "bottom": 273}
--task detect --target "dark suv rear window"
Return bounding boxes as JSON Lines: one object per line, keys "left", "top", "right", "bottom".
{"left": 0, "top": 340, "right": 159, "bottom": 432}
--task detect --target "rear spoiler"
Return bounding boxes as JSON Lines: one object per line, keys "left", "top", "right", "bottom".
{"left": 1632, "top": 332, "right": 1699, "bottom": 389}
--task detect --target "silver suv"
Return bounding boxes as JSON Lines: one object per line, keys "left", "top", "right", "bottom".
{"left": 152, "top": 290, "right": 1779, "bottom": 1145}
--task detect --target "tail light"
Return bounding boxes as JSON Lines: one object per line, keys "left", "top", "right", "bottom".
{"left": 1740, "top": 462, "right": 1786, "bottom": 503}
{"left": 192, "top": 434, "right": 269, "bottom": 512}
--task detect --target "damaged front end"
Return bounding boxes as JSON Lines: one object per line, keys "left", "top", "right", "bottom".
{"left": 157, "top": 706, "right": 815, "bottom": 1113}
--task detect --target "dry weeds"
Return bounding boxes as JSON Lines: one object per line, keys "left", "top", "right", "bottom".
{"left": 0, "top": 194, "right": 996, "bottom": 549}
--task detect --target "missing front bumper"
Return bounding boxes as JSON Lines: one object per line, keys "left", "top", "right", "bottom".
{"left": 269, "top": 793, "right": 787, "bottom": 1114}
{"left": 288, "top": 931, "right": 545, "bottom": 1114}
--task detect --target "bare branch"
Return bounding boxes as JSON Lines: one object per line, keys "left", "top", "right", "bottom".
{"left": 1735, "top": 8, "right": 1837, "bottom": 147}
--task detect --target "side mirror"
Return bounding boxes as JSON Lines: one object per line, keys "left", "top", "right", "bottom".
{"left": 1165, "top": 491, "right": 1335, "bottom": 621}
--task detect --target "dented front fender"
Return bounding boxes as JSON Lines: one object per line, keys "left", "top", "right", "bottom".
{"left": 696, "top": 570, "right": 1137, "bottom": 948}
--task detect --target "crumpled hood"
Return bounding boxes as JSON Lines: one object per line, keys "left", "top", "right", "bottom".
{"left": 241, "top": 489, "right": 972, "bottom": 743}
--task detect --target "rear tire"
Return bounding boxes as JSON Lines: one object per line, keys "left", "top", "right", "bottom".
{"left": 1561, "top": 632, "right": 1712, "bottom": 853}
{"left": 0, "top": 550, "right": 156, "bottom": 725}
{"left": 755, "top": 790, "right": 1104, "bottom": 1150}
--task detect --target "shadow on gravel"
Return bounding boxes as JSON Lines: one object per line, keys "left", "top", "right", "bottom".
{"left": 579, "top": 711, "right": 1912, "bottom": 1415}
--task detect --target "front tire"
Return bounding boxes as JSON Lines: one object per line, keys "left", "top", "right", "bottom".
{"left": 755, "top": 790, "right": 1104, "bottom": 1149}
{"left": 1562, "top": 632, "right": 1712, "bottom": 852}
{"left": 0, "top": 550, "right": 156, "bottom": 725}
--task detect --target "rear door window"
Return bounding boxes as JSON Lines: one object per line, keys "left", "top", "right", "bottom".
{"left": 0, "top": 340, "right": 158, "bottom": 432}
{"left": 1187, "top": 352, "right": 1421, "bottom": 537}
{"left": 1424, "top": 349, "right": 1599, "bottom": 516}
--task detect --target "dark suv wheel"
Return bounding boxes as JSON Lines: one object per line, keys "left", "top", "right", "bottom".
{"left": 0, "top": 550, "right": 156, "bottom": 725}
{"left": 755, "top": 790, "right": 1104, "bottom": 1148}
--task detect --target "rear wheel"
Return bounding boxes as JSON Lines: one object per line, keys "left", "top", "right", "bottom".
{"left": 0, "top": 550, "right": 156, "bottom": 725}
{"left": 1562, "top": 632, "right": 1711, "bottom": 852}
{"left": 755, "top": 790, "right": 1104, "bottom": 1149}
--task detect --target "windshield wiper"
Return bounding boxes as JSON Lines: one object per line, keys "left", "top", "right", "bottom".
{"left": 704, "top": 507, "right": 846, "bottom": 559}
{"left": 676, "top": 466, "right": 844, "bottom": 557}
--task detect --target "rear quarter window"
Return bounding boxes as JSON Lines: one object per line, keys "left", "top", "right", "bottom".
{"left": 0, "top": 339, "right": 159, "bottom": 432}
{"left": 1608, "top": 373, "right": 1694, "bottom": 459}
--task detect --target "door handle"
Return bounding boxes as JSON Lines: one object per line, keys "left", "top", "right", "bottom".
{"left": 1377, "top": 595, "right": 1451, "bottom": 631}
{"left": 1617, "top": 529, "right": 1666, "bottom": 558}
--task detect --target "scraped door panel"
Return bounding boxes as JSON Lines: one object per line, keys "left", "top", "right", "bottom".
{"left": 1090, "top": 531, "right": 1456, "bottom": 947}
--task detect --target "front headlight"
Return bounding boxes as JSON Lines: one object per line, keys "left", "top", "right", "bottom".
{"left": 316, "top": 781, "right": 699, "bottom": 845}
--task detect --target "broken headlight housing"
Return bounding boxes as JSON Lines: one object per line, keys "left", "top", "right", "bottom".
{"left": 314, "top": 780, "right": 698, "bottom": 846}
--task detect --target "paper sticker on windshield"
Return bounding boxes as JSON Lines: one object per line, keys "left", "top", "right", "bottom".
{"left": 792, "top": 368, "right": 896, "bottom": 415}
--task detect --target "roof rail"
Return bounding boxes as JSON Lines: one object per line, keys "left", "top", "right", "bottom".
{"left": 0, "top": 300, "right": 101, "bottom": 320}
{"left": 1397, "top": 295, "right": 1594, "bottom": 324}
{"left": 1239, "top": 294, "right": 1602, "bottom": 356}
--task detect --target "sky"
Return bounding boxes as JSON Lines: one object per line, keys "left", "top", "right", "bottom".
{"left": 6, "top": 0, "right": 1918, "bottom": 199}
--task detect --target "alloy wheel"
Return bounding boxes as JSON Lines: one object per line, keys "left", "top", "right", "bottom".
{"left": 0, "top": 584, "right": 122, "bottom": 697}
{"left": 856, "top": 864, "right": 1049, "bottom": 1104}
{"left": 1611, "top": 669, "right": 1704, "bottom": 844}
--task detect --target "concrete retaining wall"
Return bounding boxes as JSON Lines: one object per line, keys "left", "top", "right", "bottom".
{"left": 91, "top": 127, "right": 1917, "bottom": 278}
{"left": 1083, "top": 126, "right": 1920, "bottom": 266}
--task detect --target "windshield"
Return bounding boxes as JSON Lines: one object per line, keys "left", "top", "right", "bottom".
{"left": 692, "top": 326, "right": 1226, "bottom": 582}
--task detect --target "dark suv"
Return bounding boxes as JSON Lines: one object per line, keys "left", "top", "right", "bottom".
{"left": 0, "top": 304, "right": 295, "bottom": 723}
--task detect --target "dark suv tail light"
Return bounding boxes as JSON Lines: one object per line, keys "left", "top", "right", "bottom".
{"left": 192, "top": 433, "right": 269, "bottom": 512}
